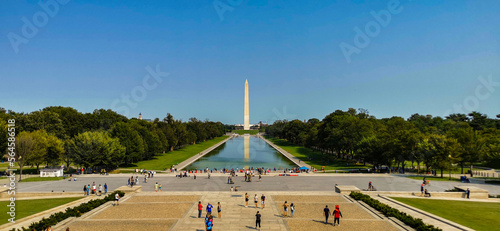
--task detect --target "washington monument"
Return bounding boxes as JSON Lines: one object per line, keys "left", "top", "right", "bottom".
{"left": 244, "top": 79, "right": 250, "bottom": 130}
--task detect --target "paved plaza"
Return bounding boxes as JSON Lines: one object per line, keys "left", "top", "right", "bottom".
{"left": 62, "top": 191, "right": 400, "bottom": 231}
{"left": 13, "top": 173, "right": 500, "bottom": 195}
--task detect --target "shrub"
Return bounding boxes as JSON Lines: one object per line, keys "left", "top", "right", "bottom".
{"left": 10, "top": 191, "right": 125, "bottom": 231}
{"left": 349, "top": 192, "right": 442, "bottom": 231}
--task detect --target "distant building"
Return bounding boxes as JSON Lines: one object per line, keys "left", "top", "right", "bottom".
{"left": 234, "top": 123, "right": 264, "bottom": 130}
{"left": 40, "top": 168, "right": 64, "bottom": 177}
{"left": 138, "top": 113, "right": 152, "bottom": 122}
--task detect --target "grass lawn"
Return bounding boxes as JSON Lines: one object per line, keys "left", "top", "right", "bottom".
{"left": 123, "top": 136, "right": 229, "bottom": 170}
{"left": 391, "top": 197, "right": 500, "bottom": 231}
{"left": 232, "top": 130, "right": 259, "bottom": 135}
{"left": 265, "top": 137, "right": 371, "bottom": 170}
{"left": 20, "top": 177, "right": 64, "bottom": 182}
{"left": 407, "top": 176, "right": 461, "bottom": 182}
{"left": 0, "top": 197, "right": 81, "bottom": 225}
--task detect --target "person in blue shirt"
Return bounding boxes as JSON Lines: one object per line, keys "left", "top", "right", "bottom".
{"left": 205, "top": 215, "right": 213, "bottom": 231}
{"left": 206, "top": 203, "right": 213, "bottom": 217}
{"left": 104, "top": 183, "right": 108, "bottom": 194}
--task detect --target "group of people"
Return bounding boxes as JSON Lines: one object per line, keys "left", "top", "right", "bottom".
{"left": 242, "top": 193, "right": 266, "bottom": 229}
{"left": 154, "top": 182, "right": 163, "bottom": 192}
{"left": 182, "top": 166, "right": 306, "bottom": 175}
{"left": 128, "top": 176, "right": 139, "bottom": 187}
{"left": 421, "top": 177, "right": 431, "bottom": 197}
{"left": 324, "top": 205, "right": 343, "bottom": 226}
{"left": 83, "top": 182, "right": 107, "bottom": 196}
{"left": 282, "top": 201, "right": 295, "bottom": 217}
{"left": 197, "top": 201, "right": 222, "bottom": 231}
{"left": 134, "top": 168, "right": 156, "bottom": 176}
{"left": 244, "top": 193, "right": 266, "bottom": 209}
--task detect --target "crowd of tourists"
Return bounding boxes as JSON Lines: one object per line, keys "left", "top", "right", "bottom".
{"left": 83, "top": 181, "right": 107, "bottom": 196}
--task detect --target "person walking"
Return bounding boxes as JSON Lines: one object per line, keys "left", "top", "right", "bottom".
{"left": 155, "top": 182, "right": 159, "bottom": 192}
{"left": 420, "top": 184, "right": 424, "bottom": 196}
{"left": 283, "top": 201, "right": 289, "bottom": 217}
{"left": 255, "top": 211, "right": 262, "bottom": 230}
{"left": 254, "top": 194, "right": 259, "bottom": 208}
{"left": 83, "top": 185, "right": 87, "bottom": 196}
{"left": 206, "top": 203, "right": 213, "bottom": 217}
{"left": 86, "top": 184, "right": 90, "bottom": 196}
{"left": 198, "top": 201, "right": 203, "bottom": 218}
{"left": 245, "top": 193, "right": 249, "bottom": 207}
{"left": 159, "top": 184, "right": 162, "bottom": 192}
{"left": 466, "top": 188, "right": 470, "bottom": 199}
{"left": 323, "top": 205, "right": 331, "bottom": 224}
{"left": 261, "top": 194, "right": 266, "bottom": 209}
{"left": 217, "top": 202, "right": 222, "bottom": 218}
{"left": 333, "top": 205, "right": 342, "bottom": 226}
{"left": 98, "top": 184, "right": 103, "bottom": 196}
{"left": 114, "top": 193, "right": 120, "bottom": 206}
{"left": 104, "top": 183, "right": 108, "bottom": 195}
{"left": 290, "top": 203, "right": 295, "bottom": 217}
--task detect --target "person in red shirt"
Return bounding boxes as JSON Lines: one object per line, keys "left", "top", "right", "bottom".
{"left": 198, "top": 201, "right": 203, "bottom": 218}
{"left": 333, "top": 205, "right": 343, "bottom": 226}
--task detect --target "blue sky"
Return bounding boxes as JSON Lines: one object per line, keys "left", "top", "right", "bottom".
{"left": 1, "top": 0, "right": 499, "bottom": 124}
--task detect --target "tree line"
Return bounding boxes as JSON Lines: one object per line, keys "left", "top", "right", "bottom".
{"left": 0, "top": 107, "right": 226, "bottom": 177}
{"left": 265, "top": 108, "right": 500, "bottom": 177}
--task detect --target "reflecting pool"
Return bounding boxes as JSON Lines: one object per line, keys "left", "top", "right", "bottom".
{"left": 184, "top": 135, "right": 296, "bottom": 170}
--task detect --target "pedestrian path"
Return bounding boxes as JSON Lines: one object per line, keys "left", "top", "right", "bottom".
{"left": 57, "top": 191, "right": 402, "bottom": 231}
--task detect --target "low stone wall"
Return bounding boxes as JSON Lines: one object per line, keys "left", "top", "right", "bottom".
{"left": 115, "top": 185, "right": 142, "bottom": 193}
{"left": 363, "top": 190, "right": 488, "bottom": 199}
{"left": 335, "top": 185, "right": 361, "bottom": 194}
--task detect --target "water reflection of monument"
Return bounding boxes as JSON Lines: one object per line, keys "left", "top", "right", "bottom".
{"left": 244, "top": 135, "right": 250, "bottom": 159}
{"left": 244, "top": 135, "right": 250, "bottom": 169}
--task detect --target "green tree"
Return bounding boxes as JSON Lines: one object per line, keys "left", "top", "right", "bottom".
{"left": 428, "top": 134, "right": 462, "bottom": 178}
{"left": 27, "top": 130, "right": 49, "bottom": 173}
{"left": 25, "top": 111, "right": 66, "bottom": 139}
{"left": 110, "top": 122, "right": 145, "bottom": 164}
{"left": 15, "top": 131, "right": 35, "bottom": 181}
{"left": 447, "top": 123, "right": 485, "bottom": 174}
{"left": 0, "top": 120, "right": 7, "bottom": 157}
{"left": 43, "top": 106, "right": 85, "bottom": 138}
{"left": 44, "top": 133, "right": 65, "bottom": 167}
{"left": 69, "top": 131, "right": 125, "bottom": 170}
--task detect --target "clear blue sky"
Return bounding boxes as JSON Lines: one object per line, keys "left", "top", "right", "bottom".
{"left": 1, "top": 0, "right": 499, "bottom": 124}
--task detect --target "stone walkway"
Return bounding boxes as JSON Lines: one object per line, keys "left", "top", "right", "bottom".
{"left": 58, "top": 191, "right": 401, "bottom": 231}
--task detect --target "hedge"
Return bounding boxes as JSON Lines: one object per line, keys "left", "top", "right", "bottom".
{"left": 349, "top": 192, "right": 442, "bottom": 231}
{"left": 10, "top": 191, "right": 125, "bottom": 231}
